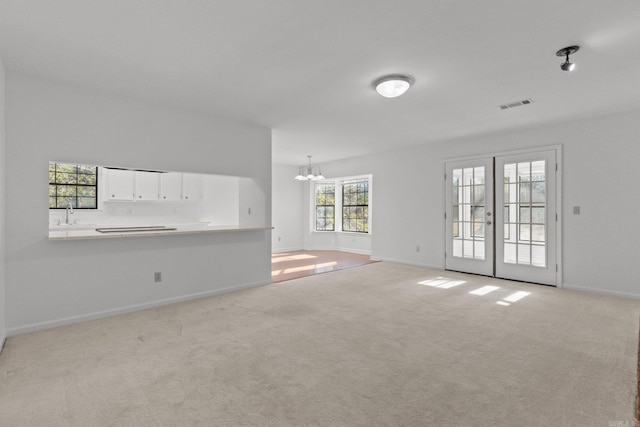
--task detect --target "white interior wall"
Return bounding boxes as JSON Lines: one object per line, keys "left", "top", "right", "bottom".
{"left": 0, "top": 60, "right": 6, "bottom": 347}
{"left": 201, "top": 174, "right": 240, "bottom": 225}
{"left": 272, "top": 164, "right": 304, "bottom": 252}
{"left": 5, "top": 72, "right": 272, "bottom": 335}
{"left": 307, "top": 110, "right": 640, "bottom": 298}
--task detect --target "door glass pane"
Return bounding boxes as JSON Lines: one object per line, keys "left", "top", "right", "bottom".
{"left": 504, "top": 243, "right": 517, "bottom": 264}
{"left": 517, "top": 244, "right": 531, "bottom": 264}
{"left": 503, "top": 160, "right": 546, "bottom": 267}
{"left": 453, "top": 239, "right": 462, "bottom": 257}
{"left": 531, "top": 245, "right": 546, "bottom": 267}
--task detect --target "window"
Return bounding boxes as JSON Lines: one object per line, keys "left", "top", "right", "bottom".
{"left": 313, "top": 175, "right": 371, "bottom": 233}
{"left": 49, "top": 162, "right": 98, "bottom": 209}
{"left": 315, "top": 183, "right": 335, "bottom": 231}
{"left": 342, "top": 180, "right": 368, "bottom": 233}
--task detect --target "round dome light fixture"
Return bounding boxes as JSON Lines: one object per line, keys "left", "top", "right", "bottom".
{"left": 556, "top": 45, "right": 580, "bottom": 72}
{"left": 374, "top": 74, "right": 414, "bottom": 98}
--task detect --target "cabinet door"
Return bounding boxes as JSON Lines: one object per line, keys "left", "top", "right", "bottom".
{"left": 182, "top": 173, "right": 203, "bottom": 201}
{"left": 160, "top": 173, "right": 182, "bottom": 201}
{"left": 135, "top": 171, "right": 160, "bottom": 201}
{"left": 106, "top": 169, "right": 134, "bottom": 201}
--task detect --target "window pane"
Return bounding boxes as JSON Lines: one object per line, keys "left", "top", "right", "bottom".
{"left": 472, "top": 207, "right": 484, "bottom": 221}
{"left": 77, "top": 186, "right": 96, "bottom": 197}
{"left": 517, "top": 244, "right": 531, "bottom": 264}
{"left": 532, "top": 182, "right": 545, "bottom": 203}
{"left": 532, "top": 225, "right": 545, "bottom": 242}
{"left": 473, "top": 186, "right": 485, "bottom": 206}
{"left": 77, "top": 197, "right": 96, "bottom": 208}
{"left": 57, "top": 185, "right": 76, "bottom": 197}
{"left": 532, "top": 207, "right": 545, "bottom": 224}
{"left": 519, "top": 183, "right": 531, "bottom": 203}
{"left": 56, "top": 172, "right": 77, "bottom": 184}
{"left": 56, "top": 164, "right": 76, "bottom": 173}
{"left": 77, "top": 165, "right": 96, "bottom": 174}
{"left": 77, "top": 174, "right": 96, "bottom": 185}
{"left": 57, "top": 197, "right": 75, "bottom": 208}
{"left": 531, "top": 245, "right": 546, "bottom": 267}
{"left": 473, "top": 222, "right": 485, "bottom": 238}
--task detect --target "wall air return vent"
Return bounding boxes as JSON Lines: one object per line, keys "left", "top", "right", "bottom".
{"left": 499, "top": 99, "right": 533, "bottom": 110}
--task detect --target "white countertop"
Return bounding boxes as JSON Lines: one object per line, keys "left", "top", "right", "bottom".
{"left": 49, "top": 223, "right": 272, "bottom": 241}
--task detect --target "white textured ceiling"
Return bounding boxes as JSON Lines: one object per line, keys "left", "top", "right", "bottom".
{"left": 1, "top": 1, "right": 640, "bottom": 165}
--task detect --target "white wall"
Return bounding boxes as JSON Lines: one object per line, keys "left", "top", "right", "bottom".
{"left": 201, "top": 174, "right": 240, "bottom": 225}
{"left": 311, "top": 110, "right": 640, "bottom": 298}
{"left": 5, "top": 72, "right": 272, "bottom": 334}
{"left": 272, "top": 164, "right": 304, "bottom": 252}
{"left": 0, "top": 60, "right": 6, "bottom": 347}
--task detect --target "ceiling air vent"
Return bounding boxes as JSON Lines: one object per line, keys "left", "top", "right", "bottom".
{"left": 499, "top": 99, "right": 533, "bottom": 110}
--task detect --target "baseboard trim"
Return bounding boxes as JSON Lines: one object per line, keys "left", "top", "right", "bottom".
{"left": 272, "top": 247, "right": 304, "bottom": 254}
{"left": 563, "top": 283, "right": 640, "bottom": 300}
{"left": 376, "top": 257, "right": 442, "bottom": 270}
{"left": 305, "top": 246, "right": 371, "bottom": 256}
{"left": 7, "top": 279, "right": 272, "bottom": 337}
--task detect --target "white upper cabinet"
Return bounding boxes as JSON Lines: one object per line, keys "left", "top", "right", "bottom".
{"left": 160, "top": 172, "right": 182, "bottom": 201}
{"left": 134, "top": 171, "right": 160, "bottom": 201}
{"left": 106, "top": 168, "right": 134, "bottom": 201}
{"left": 182, "top": 173, "right": 203, "bottom": 201}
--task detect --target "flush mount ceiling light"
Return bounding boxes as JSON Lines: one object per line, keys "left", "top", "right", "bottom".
{"left": 294, "top": 155, "right": 325, "bottom": 181}
{"left": 373, "top": 74, "right": 414, "bottom": 98}
{"left": 556, "top": 45, "right": 580, "bottom": 71}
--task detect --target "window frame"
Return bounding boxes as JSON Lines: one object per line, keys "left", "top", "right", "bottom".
{"left": 314, "top": 182, "right": 336, "bottom": 231}
{"left": 341, "top": 180, "right": 369, "bottom": 233}
{"left": 49, "top": 162, "right": 99, "bottom": 209}
{"left": 311, "top": 174, "right": 372, "bottom": 234}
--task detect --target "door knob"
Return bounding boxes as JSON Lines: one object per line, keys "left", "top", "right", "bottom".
{"left": 486, "top": 221, "right": 492, "bottom": 225}
{"left": 487, "top": 212, "right": 492, "bottom": 216}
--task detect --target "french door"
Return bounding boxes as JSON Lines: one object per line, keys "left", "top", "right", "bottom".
{"left": 445, "top": 149, "right": 558, "bottom": 286}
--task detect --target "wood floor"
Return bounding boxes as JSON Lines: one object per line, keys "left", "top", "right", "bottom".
{"left": 272, "top": 250, "right": 376, "bottom": 283}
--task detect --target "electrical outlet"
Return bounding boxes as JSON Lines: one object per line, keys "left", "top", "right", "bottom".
{"left": 416, "top": 245, "right": 420, "bottom": 253}
{"left": 573, "top": 206, "right": 580, "bottom": 215}
{"left": 248, "top": 207, "right": 252, "bottom": 215}
{"left": 154, "top": 272, "right": 162, "bottom": 283}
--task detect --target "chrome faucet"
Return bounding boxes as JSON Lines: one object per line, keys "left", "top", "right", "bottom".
{"left": 65, "top": 203, "right": 74, "bottom": 225}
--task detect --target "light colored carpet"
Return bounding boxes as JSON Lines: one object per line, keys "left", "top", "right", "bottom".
{"left": 1, "top": 262, "right": 639, "bottom": 426}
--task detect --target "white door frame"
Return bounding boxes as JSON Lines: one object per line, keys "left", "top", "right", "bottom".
{"left": 442, "top": 145, "right": 563, "bottom": 287}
